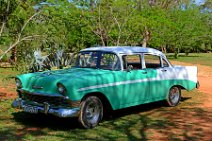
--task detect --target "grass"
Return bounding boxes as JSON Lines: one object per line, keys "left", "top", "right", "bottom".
{"left": 167, "top": 53, "right": 212, "bottom": 66}
{"left": 0, "top": 68, "right": 19, "bottom": 90}
{"left": 0, "top": 54, "right": 212, "bottom": 140}
{"left": 0, "top": 90, "right": 211, "bottom": 141}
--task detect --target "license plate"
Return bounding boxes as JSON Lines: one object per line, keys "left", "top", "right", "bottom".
{"left": 24, "top": 106, "right": 38, "bottom": 114}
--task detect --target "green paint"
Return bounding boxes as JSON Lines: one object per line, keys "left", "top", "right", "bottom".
{"left": 17, "top": 67, "right": 197, "bottom": 110}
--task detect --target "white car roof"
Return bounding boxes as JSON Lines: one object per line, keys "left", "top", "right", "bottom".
{"left": 81, "top": 46, "right": 165, "bottom": 57}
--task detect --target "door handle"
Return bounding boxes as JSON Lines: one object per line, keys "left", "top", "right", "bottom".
{"left": 161, "top": 69, "right": 167, "bottom": 72}
{"left": 142, "top": 71, "right": 147, "bottom": 74}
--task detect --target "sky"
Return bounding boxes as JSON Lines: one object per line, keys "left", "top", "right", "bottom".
{"left": 195, "top": 0, "right": 205, "bottom": 5}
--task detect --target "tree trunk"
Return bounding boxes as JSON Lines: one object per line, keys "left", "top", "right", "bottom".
{"left": 10, "top": 46, "right": 17, "bottom": 63}
{"left": 149, "top": 0, "right": 156, "bottom": 6}
{"left": 142, "top": 40, "right": 147, "bottom": 47}
{"left": 161, "top": 45, "right": 167, "bottom": 53}
{"left": 174, "top": 47, "right": 180, "bottom": 59}
{"left": 0, "top": 1, "right": 10, "bottom": 39}
{"left": 142, "top": 27, "right": 151, "bottom": 47}
{"left": 90, "top": 0, "right": 95, "bottom": 11}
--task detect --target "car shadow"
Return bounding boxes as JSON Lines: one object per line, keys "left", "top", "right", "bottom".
{"left": 12, "top": 112, "right": 80, "bottom": 130}
{"left": 105, "top": 96, "right": 192, "bottom": 120}
{"left": 181, "top": 96, "right": 192, "bottom": 102}
{"left": 12, "top": 98, "right": 191, "bottom": 130}
{"left": 105, "top": 100, "right": 166, "bottom": 120}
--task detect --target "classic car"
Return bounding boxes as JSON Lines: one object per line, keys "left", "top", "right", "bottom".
{"left": 12, "top": 46, "right": 199, "bottom": 128}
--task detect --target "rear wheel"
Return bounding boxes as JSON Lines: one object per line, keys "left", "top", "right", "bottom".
{"left": 78, "top": 96, "right": 103, "bottom": 128}
{"left": 166, "top": 86, "right": 181, "bottom": 106}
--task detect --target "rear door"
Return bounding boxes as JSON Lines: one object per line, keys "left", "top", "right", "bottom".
{"left": 143, "top": 54, "right": 171, "bottom": 101}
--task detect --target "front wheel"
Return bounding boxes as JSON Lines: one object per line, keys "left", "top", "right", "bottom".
{"left": 78, "top": 96, "right": 103, "bottom": 128}
{"left": 166, "top": 86, "right": 181, "bottom": 106}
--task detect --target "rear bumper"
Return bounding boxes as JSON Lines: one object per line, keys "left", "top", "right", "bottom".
{"left": 12, "top": 98, "right": 79, "bottom": 118}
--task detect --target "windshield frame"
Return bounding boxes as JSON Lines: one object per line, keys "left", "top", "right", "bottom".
{"left": 75, "top": 51, "right": 121, "bottom": 71}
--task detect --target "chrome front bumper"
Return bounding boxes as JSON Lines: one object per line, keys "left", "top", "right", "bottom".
{"left": 12, "top": 98, "right": 79, "bottom": 118}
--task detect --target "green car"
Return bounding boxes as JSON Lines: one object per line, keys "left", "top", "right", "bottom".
{"left": 12, "top": 46, "right": 199, "bottom": 128}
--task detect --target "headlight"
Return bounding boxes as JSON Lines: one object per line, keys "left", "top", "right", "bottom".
{"left": 15, "top": 78, "right": 22, "bottom": 88}
{"left": 57, "top": 83, "right": 66, "bottom": 95}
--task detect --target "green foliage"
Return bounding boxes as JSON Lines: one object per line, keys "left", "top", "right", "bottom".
{"left": 0, "top": 0, "right": 211, "bottom": 71}
{"left": 0, "top": 54, "right": 8, "bottom": 62}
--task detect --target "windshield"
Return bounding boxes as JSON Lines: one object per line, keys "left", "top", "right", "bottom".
{"left": 76, "top": 51, "right": 121, "bottom": 70}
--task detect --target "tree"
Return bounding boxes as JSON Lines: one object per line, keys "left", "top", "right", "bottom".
{"left": 1, "top": 0, "right": 211, "bottom": 71}
{"left": 0, "top": 0, "right": 42, "bottom": 62}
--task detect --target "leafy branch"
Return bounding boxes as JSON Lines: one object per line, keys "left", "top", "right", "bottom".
{"left": 0, "top": 11, "right": 42, "bottom": 61}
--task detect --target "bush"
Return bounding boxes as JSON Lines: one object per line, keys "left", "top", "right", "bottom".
{"left": 0, "top": 54, "right": 9, "bottom": 62}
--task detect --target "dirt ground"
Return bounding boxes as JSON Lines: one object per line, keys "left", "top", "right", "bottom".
{"left": 172, "top": 61, "right": 212, "bottom": 108}
{"left": 0, "top": 61, "right": 212, "bottom": 140}
{"left": 195, "top": 65, "right": 212, "bottom": 108}
{"left": 154, "top": 61, "right": 212, "bottom": 140}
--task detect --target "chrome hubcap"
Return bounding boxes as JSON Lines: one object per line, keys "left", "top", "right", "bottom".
{"left": 85, "top": 102, "right": 100, "bottom": 124}
{"left": 170, "top": 87, "right": 180, "bottom": 104}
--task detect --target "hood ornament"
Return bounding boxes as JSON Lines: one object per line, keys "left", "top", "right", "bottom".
{"left": 32, "top": 85, "right": 43, "bottom": 89}
{"left": 41, "top": 71, "right": 52, "bottom": 76}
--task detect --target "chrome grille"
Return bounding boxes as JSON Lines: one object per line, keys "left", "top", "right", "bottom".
{"left": 20, "top": 92, "right": 72, "bottom": 108}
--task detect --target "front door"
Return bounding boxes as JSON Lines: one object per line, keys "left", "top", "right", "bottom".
{"left": 117, "top": 54, "right": 150, "bottom": 108}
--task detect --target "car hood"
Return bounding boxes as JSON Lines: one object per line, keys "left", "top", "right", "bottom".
{"left": 17, "top": 68, "right": 113, "bottom": 94}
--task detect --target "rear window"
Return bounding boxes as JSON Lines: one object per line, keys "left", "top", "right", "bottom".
{"left": 122, "top": 55, "right": 141, "bottom": 70}
{"left": 144, "top": 54, "right": 161, "bottom": 68}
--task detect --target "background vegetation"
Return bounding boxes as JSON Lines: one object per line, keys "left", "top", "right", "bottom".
{"left": 0, "top": 1, "right": 212, "bottom": 140}
{"left": 0, "top": 0, "right": 211, "bottom": 71}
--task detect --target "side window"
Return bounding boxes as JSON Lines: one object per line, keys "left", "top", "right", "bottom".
{"left": 100, "top": 53, "right": 120, "bottom": 70}
{"left": 144, "top": 54, "right": 161, "bottom": 68}
{"left": 122, "top": 55, "right": 141, "bottom": 70}
{"left": 162, "top": 58, "right": 169, "bottom": 67}
{"left": 77, "top": 52, "right": 98, "bottom": 68}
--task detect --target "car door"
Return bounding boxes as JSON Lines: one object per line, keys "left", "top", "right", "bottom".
{"left": 143, "top": 54, "right": 171, "bottom": 101}
{"left": 118, "top": 54, "right": 149, "bottom": 107}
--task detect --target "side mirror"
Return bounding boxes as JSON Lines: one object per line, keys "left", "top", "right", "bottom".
{"left": 127, "top": 65, "right": 133, "bottom": 72}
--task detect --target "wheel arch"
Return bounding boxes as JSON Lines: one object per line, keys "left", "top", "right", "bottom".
{"left": 170, "top": 81, "right": 196, "bottom": 91}
{"left": 167, "top": 85, "right": 183, "bottom": 99}
{"left": 81, "top": 92, "right": 113, "bottom": 114}
{"left": 171, "top": 85, "right": 185, "bottom": 90}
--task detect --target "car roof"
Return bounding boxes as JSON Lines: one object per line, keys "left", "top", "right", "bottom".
{"left": 80, "top": 46, "right": 165, "bottom": 57}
